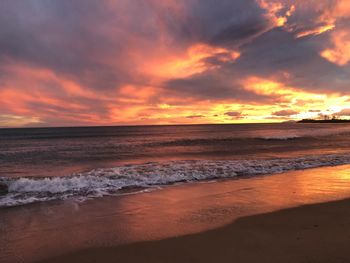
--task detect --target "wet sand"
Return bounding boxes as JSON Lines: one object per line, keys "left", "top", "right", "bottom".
{"left": 40, "top": 198, "right": 350, "bottom": 263}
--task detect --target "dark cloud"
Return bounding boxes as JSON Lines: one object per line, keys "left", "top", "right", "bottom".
{"left": 211, "top": 17, "right": 269, "bottom": 47}
{"left": 227, "top": 28, "right": 350, "bottom": 93}
{"left": 0, "top": 0, "right": 267, "bottom": 87}
{"left": 272, "top": 109, "right": 299, "bottom": 116}
{"left": 186, "top": 114, "right": 205, "bottom": 118}
{"left": 162, "top": 22, "right": 349, "bottom": 103}
{"left": 164, "top": 70, "right": 277, "bottom": 103}
{"left": 225, "top": 111, "right": 244, "bottom": 119}
{"left": 185, "top": 0, "right": 270, "bottom": 46}
{"left": 0, "top": 0, "right": 133, "bottom": 91}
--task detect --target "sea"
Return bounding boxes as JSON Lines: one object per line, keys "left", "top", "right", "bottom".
{"left": 1, "top": 123, "right": 350, "bottom": 208}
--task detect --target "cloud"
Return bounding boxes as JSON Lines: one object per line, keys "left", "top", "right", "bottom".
{"left": 321, "top": 28, "right": 350, "bottom": 66}
{"left": 335, "top": 108, "right": 350, "bottom": 116}
{"left": 0, "top": 0, "right": 350, "bottom": 126}
{"left": 225, "top": 111, "right": 244, "bottom": 119}
{"left": 186, "top": 114, "right": 204, "bottom": 118}
{"left": 272, "top": 109, "right": 299, "bottom": 116}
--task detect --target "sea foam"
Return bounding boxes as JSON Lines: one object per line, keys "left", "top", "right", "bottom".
{"left": 258, "top": 126, "right": 350, "bottom": 140}
{"left": 1, "top": 153, "right": 350, "bottom": 207}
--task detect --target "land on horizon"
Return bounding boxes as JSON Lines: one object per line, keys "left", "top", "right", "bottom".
{"left": 298, "top": 119, "right": 350, "bottom": 123}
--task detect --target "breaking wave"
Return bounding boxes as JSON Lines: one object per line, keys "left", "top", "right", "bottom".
{"left": 258, "top": 126, "right": 350, "bottom": 140}
{"left": 1, "top": 153, "right": 350, "bottom": 207}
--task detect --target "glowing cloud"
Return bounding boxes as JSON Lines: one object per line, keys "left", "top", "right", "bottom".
{"left": 147, "top": 44, "right": 240, "bottom": 78}
{"left": 296, "top": 24, "right": 335, "bottom": 38}
{"left": 257, "top": 0, "right": 295, "bottom": 27}
{"left": 243, "top": 77, "right": 350, "bottom": 120}
{"left": 321, "top": 30, "right": 350, "bottom": 66}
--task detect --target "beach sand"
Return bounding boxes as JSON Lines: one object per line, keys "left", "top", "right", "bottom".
{"left": 40, "top": 197, "right": 350, "bottom": 263}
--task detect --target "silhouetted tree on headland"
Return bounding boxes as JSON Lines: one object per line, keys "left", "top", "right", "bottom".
{"left": 298, "top": 114, "right": 350, "bottom": 123}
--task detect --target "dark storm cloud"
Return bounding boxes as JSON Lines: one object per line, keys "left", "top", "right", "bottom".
{"left": 211, "top": 18, "right": 269, "bottom": 46}
{"left": 0, "top": 0, "right": 131, "bottom": 90}
{"left": 186, "top": 0, "right": 270, "bottom": 47}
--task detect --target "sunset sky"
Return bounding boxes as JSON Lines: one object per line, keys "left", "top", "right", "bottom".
{"left": 1, "top": 0, "right": 350, "bottom": 127}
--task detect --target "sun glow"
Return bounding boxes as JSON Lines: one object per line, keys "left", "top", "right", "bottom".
{"left": 243, "top": 77, "right": 350, "bottom": 120}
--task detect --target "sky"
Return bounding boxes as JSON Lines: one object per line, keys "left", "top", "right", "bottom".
{"left": 1, "top": 0, "right": 350, "bottom": 127}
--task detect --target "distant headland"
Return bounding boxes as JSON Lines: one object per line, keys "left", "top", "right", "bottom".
{"left": 298, "top": 117, "right": 350, "bottom": 123}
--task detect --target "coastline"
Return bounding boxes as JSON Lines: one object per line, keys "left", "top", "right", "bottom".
{"left": 39, "top": 197, "right": 350, "bottom": 263}
{"left": 3, "top": 164, "right": 350, "bottom": 263}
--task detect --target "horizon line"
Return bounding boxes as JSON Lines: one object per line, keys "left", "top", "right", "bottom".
{"left": 0, "top": 121, "right": 295, "bottom": 130}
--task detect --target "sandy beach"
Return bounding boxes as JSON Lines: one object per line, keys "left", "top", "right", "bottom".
{"left": 40, "top": 197, "right": 350, "bottom": 263}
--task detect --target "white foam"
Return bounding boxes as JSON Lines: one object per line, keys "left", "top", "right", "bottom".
{"left": 260, "top": 135, "right": 301, "bottom": 140}
{"left": 1, "top": 153, "right": 350, "bottom": 207}
{"left": 258, "top": 126, "right": 350, "bottom": 140}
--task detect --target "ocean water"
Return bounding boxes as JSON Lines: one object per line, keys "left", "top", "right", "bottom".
{"left": 1, "top": 123, "right": 350, "bottom": 207}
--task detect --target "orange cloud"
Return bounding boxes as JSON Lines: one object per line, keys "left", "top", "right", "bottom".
{"left": 321, "top": 30, "right": 350, "bottom": 66}
{"left": 118, "top": 85, "right": 157, "bottom": 103}
{"left": 334, "top": 0, "right": 350, "bottom": 18}
{"left": 146, "top": 43, "right": 240, "bottom": 79}
{"left": 296, "top": 24, "right": 335, "bottom": 38}
{"left": 257, "top": 0, "right": 295, "bottom": 27}
{"left": 242, "top": 76, "right": 350, "bottom": 120}
{"left": 293, "top": 0, "right": 350, "bottom": 39}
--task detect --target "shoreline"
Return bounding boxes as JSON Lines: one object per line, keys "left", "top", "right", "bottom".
{"left": 3, "top": 165, "right": 350, "bottom": 263}
{"left": 4, "top": 153, "right": 350, "bottom": 208}
{"left": 39, "top": 197, "right": 350, "bottom": 263}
